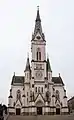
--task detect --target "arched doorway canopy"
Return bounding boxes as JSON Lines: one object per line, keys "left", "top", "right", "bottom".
{"left": 36, "top": 100, "right": 44, "bottom": 106}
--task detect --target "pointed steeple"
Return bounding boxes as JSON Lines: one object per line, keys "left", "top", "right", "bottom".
{"left": 47, "top": 56, "right": 52, "bottom": 72}
{"left": 24, "top": 54, "right": 30, "bottom": 72}
{"left": 34, "top": 6, "right": 42, "bottom": 36}
{"left": 36, "top": 6, "right": 41, "bottom": 22}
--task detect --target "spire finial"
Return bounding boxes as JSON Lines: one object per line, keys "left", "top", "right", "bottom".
{"left": 36, "top": 6, "right": 41, "bottom": 22}
{"left": 34, "top": 6, "right": 43, "bottom": 36}
{"left": 47, "top": 53, "right": 49, "bottom": 59}
{"left": 37, "top": 6, "right": 39, "bottom": 11}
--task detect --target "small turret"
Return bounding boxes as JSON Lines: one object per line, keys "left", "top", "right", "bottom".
{"left": 24, "top": 54, "right": 30, "bottom": 72}
{"left": 24, "top": 54, "right": 31, "bottom": 83}
{"left": 47, "top": 55, "right": 52, "bottom": 83}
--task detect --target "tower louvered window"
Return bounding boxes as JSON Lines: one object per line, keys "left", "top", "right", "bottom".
{"left": 37, "top": 51, "right": 38, "bottom": 60}
{"left": 39, "top": 52, "right": 41, "bottom": 60}
{"left": 37, "top": 48, "right": 41, "bottom": 61}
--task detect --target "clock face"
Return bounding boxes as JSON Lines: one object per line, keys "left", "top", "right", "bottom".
{"left": 35, "top": 71, "right": 43, "bottom": 79}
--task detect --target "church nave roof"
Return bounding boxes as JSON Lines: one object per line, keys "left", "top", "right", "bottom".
{"left": 11, "top": 75, "right": 24, "bottom": 86}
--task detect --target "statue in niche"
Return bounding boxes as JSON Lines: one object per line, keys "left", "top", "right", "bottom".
{"left": 55, "top": 90, "right": 60, "bottom": 101}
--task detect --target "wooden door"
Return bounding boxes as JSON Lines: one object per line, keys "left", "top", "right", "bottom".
{"left": 16, "top": 108, "right": 20, "bottom": 115}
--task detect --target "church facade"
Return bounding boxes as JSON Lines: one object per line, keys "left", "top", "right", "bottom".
{"left": 8, "top": 8, "right": 68, "bottom": 115}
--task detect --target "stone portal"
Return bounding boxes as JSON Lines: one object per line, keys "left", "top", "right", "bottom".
{"left": 37, "top": 107, "right": 42, "bottom": 115}
{"left": 56, "top": 108, "right": 60, "bottom": 115}
{"left": 16, "top": 108, "right": 20, "bottom": 115}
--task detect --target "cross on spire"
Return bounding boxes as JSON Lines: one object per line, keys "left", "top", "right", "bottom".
{"left": 36, "top": 6, "right": 41, "bottom": 22}
{"left": 37, "top": 6, "right": 39, "bottom": 10}
{"left": 34, "top": 6, "right": 42, "bottom": 35}
{"left": 32, "top": 6, "right": 45, "bottom": 41}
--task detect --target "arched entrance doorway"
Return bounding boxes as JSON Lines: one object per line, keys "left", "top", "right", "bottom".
{"left": 37, "top": 107, "right": 42, "bottom": 115}
{"left": 36, "top": 100, "right": 43, "bottom": 115}
{"left": 56, "top": 104, "right": 60, "bottom": 115}
{"left": 15, "top": 104, "right": 21, "bottom": 115}
{"left": 16, "top": 108, "right": 21, "bottom": 115}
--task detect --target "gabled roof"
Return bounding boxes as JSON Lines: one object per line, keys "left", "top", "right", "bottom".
{"left": 52, "top": 76, "right": 64, "bottom": 85}
{"left": 68, "top": 96, "right": 74, "bottom": 102}
{"left": 34, "top": 93, "right": 45, "bottom": 102}
{"left": 55, "top": 99, "right": 62, "bottom": 107}
{"left": 15, "top": 99, "right": 22, "bottom": 106}
{"left": 11, "top": 75, "right": 24, "bottom": 85}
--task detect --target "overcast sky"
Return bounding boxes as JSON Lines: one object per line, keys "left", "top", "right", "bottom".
{"left": 0, "top": 0, "right": 74, "bottom": 105}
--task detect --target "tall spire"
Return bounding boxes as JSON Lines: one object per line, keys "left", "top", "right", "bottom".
{"left": 34, "top": 6, "right": 42, "bottom": 36}
{"left": 24, "top": 54, "right": 30, "bottom": 72}
{"left": 36, "top": 6, "right": 41, "bottom": 22}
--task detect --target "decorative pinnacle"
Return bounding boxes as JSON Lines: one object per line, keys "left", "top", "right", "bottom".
{"left": 36, "top": 6, "right": 41, "bottom": 22}
{"left": 59, "top": 73, "right": 60, "bottom": 77}
{"left": 14, "top": 72, "right": 15, "bottom": 76}
{"left": 24, "top": 53, "right": 30, "bottom": 72}
{"left": 27, "top": 52, "right": 29, "bottom": 58}
{"left": 47, "top": 53, "right": 49, "bottom": 59}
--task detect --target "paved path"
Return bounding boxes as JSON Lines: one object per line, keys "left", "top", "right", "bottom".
{"left": 7, "top": 115, "right": 74, "bottom": 120}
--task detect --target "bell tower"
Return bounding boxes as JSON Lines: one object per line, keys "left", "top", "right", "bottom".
{"left": 31, "top": 7, "right": 47, "bottom": 80}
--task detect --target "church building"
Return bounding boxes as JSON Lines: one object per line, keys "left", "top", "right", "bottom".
{"left": 8, "top": 7, "right": 68, "bottom": 115}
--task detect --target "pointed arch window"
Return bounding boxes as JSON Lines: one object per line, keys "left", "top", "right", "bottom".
{"left": 38, "top": 87, "right": 40, "bottom": 93}
{"left": 41, "top": 87, "right": 43, "bottom": 93}
{"left": 16, "top": 90, "right": 21, "bottom": 100}
{"left": 39, "top": 52, "right": 41, "bottom": 60}
{"left": 35, "top": 87, "right": 37, "bottom": 93}
{"left": 36, "top": 48, "right": 41, "bottom": 61}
